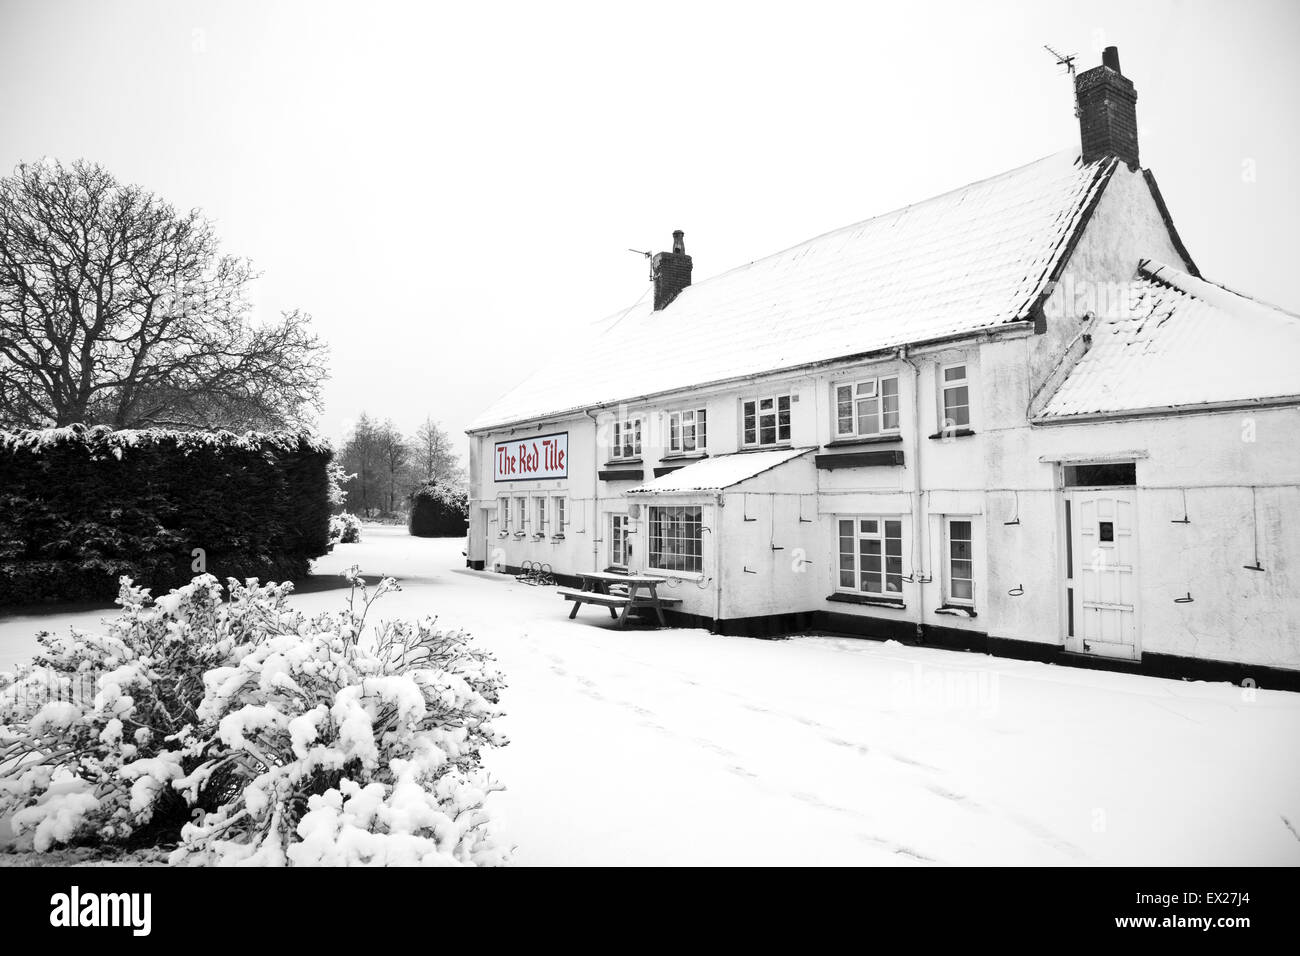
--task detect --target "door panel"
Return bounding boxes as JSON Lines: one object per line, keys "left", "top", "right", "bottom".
{"left": 1067, "top": 489, "right": 1138, "bottom": 660}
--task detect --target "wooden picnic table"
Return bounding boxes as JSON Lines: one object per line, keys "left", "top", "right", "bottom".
{"left": 557, "top": 571, "right": 680, "bottom": 628}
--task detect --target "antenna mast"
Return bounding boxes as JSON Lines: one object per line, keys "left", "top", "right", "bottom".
{"left": 1043, "top": 43, "right": 1079, "bottom": 117}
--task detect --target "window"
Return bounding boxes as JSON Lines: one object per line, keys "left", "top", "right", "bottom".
{"left": 610, "top": 514, "right": 629, "bottom": 567}
{"left": 612, "top": 417, "right": 642, "bottom": 460}
{"left": 1063, "top": 462, "right": 1136, "bottom": 487}
{"left": 835, "top": 376, "right": 899, "bottom": 437}
{"left": 945, "top": 518, "right": 974, "bottom": 606}
{"left": 742, "top": 395, "right": 791, "bottom": 446}
{"left": 552, "top": 496, "right": 566, "bottom": 531}
{"left": 648, "top": 505, "right": 703, "bottom": 574}
{"left": 534, "top": 497, "right": 547, "bottom": 534}
{"left": 499, "top": 497, "right": 510, "bottom": 531}
{"left": 667, "top": 407, "right": 708, "bottom": 454}
{"left": 515, "top": 497, "right": 527, "bottom": 531}
{"left": 836, "top": 517, "right": 904, "bottom": 597}
{"left": 941, "top": 364, "right": 970, "bottom": 429}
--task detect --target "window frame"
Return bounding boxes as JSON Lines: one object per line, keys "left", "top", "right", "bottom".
{"left": 552, "top": 495, "right": 566, "bottom": 532}
{"left": 741, "top": 394, "right": 792, "bottom": 448}
{"left": 610, "top": 514, "right": 629, "bottom": 568}
{"left": 940, "top": 362, "right": 971, "bottom": 430}
{"left": 835, "top": 515, "right": 905, "bottom": 598}
{"left": 514, "top": 496, "right": 527, "bottom": 534}
{"left": 944, "top": 516, "right": 975, "bottom": 607}
{"left": 833, "top": 375, "right": 901, "bottom": 438}
{"left": 666, "top": 406, "right": 708, "bottom": 455}
{"left": 534, "top": 496, "right": 547, "bottom": 535}
{"left": 499, "top": 497, "right": 511, "bottom": 532}
{"left": 611, "top": 416, "right": 643, "bottom": 461}
{"left": 647, "top": 505, "right": 704, "bottom": 576}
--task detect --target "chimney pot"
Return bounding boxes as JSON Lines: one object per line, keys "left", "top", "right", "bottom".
{"left": 1102, "top": 45, "right": 1122, "bottom": 74}
{"left": 673, "top": 230, "right": 685, "bottom": 255}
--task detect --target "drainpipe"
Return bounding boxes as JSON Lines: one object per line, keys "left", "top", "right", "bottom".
{"left": 899, "top": 346, "right": 928, "bottom": 642}
{"left": 713, "top": 491, "right": 724, "bottom": 631}
{"left": 584, "top": 409, "right": 603, "bottom": 573}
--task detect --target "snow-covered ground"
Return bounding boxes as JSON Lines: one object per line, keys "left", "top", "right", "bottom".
{"left": 3, "top": 524, "right": 1298, "bottom": 866}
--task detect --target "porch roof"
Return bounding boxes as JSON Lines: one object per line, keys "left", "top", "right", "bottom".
{"left": 626, "top": 447, "right": 814, "bottom": 495}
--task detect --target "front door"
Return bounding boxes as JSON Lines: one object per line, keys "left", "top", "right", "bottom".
{"left": 1065, "top": 488, "right": 1139, "bottom": 660}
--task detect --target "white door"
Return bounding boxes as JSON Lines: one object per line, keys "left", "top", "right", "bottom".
{"left": 1065, "top": 489, "right": 1139, "bottom": 660}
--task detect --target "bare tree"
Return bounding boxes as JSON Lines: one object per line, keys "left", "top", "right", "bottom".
{"left": 0, "top": 159, "right": 327, "bottom": 430}
{"left": 377, "top": 419, "right": 410, "bottom": 514}
{"left": 340, "top": 412, "right": 382, "bottom": 516}
{"left": 412, "top": 415, "right": 463, "bottom": 486}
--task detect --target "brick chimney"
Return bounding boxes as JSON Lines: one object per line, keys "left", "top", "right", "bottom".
{"left": 651, "top": 230, "right": 692, "bottom": 311}
{"left": 1075, "top": 46, "right": 1139, "bottom": 168}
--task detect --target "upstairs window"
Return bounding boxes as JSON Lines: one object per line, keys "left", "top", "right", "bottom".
{"left": 499, "top": 497, "right": 510, "bottom": 531}
{"left": 835, "top": 376, "right": 900, "bottom": 437}
{"left": 515, "top": 496, "right": 527, "bottom": 530}
{"left": 941, "top": 363, "right": 970, "bottom": 429}
{"left": 667, "top": 407, "right": 708, "bottom": 454}
{"left": 612, "top": 417, "right": 642, "bottom": 460}
{"left": 742, "top": 395, "right": 791, "bottom": 447}
{"left": 534, "top": 496, "right": 547, "bottom": 534}
{"left": 836, "top": 517, "right": 904, "bottom": 597}
{"left": 552, "top": 496, "right": 566, "bottom": 530}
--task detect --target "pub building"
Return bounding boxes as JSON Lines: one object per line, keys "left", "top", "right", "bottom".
{"left": 465, "top": 49, "right": 1300, "bottom": 687}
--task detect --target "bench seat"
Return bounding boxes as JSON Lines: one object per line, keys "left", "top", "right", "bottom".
{"left": 557, "top": 588, "right": 629, "bottom": 607}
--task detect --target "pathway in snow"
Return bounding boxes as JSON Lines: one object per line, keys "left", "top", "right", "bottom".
{"left": 3, "top": 524, "right": 1298, "bottom": 865}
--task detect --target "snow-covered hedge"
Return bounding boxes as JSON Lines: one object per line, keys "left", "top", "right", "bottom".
{"left": 409, "top": 482, "right": 469, "bottom": 538}
{"left": 329, "top": 512, "right": 363, "bottom": 545}
{"left": 0, "top": 569, "right": 508, "bottom": 866}
{"left": 0, "top": 424, "right": 332, "bottom": 605}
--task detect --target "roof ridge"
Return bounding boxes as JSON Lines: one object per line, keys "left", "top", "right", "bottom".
{"left": 1138, "top": 259, "right": 1300, "bottom": 322}
{"left": 670, "top": 149, "right": 1096, "bottom": 302}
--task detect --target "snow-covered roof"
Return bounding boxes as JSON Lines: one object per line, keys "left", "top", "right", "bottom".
{"left": 627, "top": 448, "right": 814, "bottom": 494}
{"left": 1039, "top": 260, "right": 1300, "bottom": 419}
{"left": 470, "top": 150, "right": 1116, "bottom": 432}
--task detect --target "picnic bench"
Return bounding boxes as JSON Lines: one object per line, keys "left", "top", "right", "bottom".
{"left": 558, "top": 571, "right": 682, "bottom": 628}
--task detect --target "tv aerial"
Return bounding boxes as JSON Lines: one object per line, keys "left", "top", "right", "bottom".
{"left": 1043, "top": 43, "right": 1080, "bottom": 117}
{"left": 1043, "top": 43, "right": 1076, "bottom": 76}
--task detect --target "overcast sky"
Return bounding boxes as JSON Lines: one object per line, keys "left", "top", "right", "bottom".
{"left": 3, "top": 0, "right": 1297, "bottom": 456}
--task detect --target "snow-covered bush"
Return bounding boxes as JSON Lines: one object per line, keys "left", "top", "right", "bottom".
{"left": 0, "top": 569, "right": 508, "bottom": 866}
{"left": 409, "top": 482, "right": 468, "bottom": 538}
{"left": 329, "top": 512, "right": 363, "bottom": 545}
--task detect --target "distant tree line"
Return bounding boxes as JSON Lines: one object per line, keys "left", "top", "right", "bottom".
{"left": 337, "top": 413, "right": 464, "bottom": 517}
